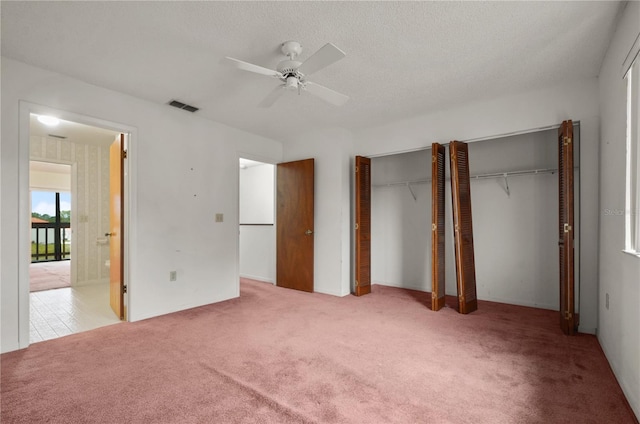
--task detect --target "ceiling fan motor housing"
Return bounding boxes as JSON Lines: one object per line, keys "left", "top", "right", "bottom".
{"left": 277, "top": 60, "right": 303, "bottom": 78}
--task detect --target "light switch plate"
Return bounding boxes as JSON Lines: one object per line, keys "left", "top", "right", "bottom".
{"left": 215, "top": 213, "right": 223, "bottom": 222}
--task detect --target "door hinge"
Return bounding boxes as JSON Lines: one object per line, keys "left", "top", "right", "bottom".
{"left": 355, "top": 223, "right": 359, "bottom": 230}
{"left": 432, "top": 156, "right": 436, "bottom": 163}
{"left": 355, "top": 280, "right": 359, "bottom": 287}
{"left": 563, "top": 137, "right": 572, "bottom": 146}
{"left": 564, "top": 311, "right": 572, "bottom": 320}
{"left": 123, "top": 285, "right": 128, "bottom": 294}
{"left": 432, "top": 223, "right": 437, "bottom": 231}
{"left": 454, "top": 223, "right": 459, "bottom": 232}
{"left": 122, "top": 150, "right": 128, "bottom": 159}
{"left": 355, "top": 166, "right": 358, "bottom": 173}
{"left": 564, "top": 223, "right": 572, "bottom": 233}
{"left": 431, "top": 292, "right": 437, "bottom": 299}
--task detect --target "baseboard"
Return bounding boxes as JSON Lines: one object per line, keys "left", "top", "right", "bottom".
{"left": 599, "top": 337, "right": 640, "bottom": 422}
{"left": 479, "top": 295, "right": 556, "bottom": 311}
{"left": 373, "top": 281, "right": 429, "bottom": 292}
{"left": 239, "top": 274, "right": 274, "bottom": 284}
{"left": 314, "top": 287, "right": 347, "bottom": 297}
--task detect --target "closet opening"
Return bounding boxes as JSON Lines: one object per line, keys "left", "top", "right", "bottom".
{"left": 364, "top": 124, "right": 580, "bottom": 318}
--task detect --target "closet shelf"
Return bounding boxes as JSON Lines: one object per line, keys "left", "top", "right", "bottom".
{"left": 372, "top": 168, "right": 559, "bottom": 188}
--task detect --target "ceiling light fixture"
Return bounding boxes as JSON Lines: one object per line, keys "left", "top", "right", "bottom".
{"left": 37, "top": 115, "right": 60, "bottom": 126}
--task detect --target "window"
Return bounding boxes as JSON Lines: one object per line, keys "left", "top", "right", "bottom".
{"left": 625, "top": 58, "right": 640, "bottom": 254}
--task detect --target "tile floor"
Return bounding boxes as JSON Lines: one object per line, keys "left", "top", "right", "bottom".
{"left": 30, "top": 284, "right": 121, "bottom": 343}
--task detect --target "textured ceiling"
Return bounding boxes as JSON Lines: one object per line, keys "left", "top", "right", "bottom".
{"left": 1, "top": 1, "right": 622, "bottom": 143}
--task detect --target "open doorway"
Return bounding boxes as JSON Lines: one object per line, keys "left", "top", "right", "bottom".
{"left": 238, "top": 158, "right": 276, "bottom": 286}
{"left": 28, "top": 113, "right": 124, "bottom": 343}
{"left": 30, "top": 168, "right": 72, "bottom": 292}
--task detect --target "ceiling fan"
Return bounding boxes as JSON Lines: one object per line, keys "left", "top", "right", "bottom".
{"left": 224, "top": 41, "right": 349, "bottom": 107}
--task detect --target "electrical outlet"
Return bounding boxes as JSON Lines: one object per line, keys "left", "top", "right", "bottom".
{"left": 215, "top": 213, "right": 223, "bottom": 222}
{"left": 605, "top": 293, "right": 609, "bottom": 310}
{"left": 170, "top": 271, "right": 177, "bottom": 282}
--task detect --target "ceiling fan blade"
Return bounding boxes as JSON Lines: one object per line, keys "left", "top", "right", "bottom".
{"left": 223, "top": 57, "right": 283, "bottom": 78}
{"left": 258, "top": 85, "right": 286, "bottom": 108}
{"left": 298, "top": 43, "right": 346, "bottom": 76}
{"left": 304, "top": 81, "right": 349, "bottom": 106}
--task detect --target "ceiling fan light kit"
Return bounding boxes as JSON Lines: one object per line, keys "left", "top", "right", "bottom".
{"left": 224, "top": 40, "right": 349, "bottom": 107}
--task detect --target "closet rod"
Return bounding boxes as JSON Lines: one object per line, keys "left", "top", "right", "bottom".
{"left": 373, "top": 167, "right": 559, "bottom": 188}
{"left": 471, "top": 167, "right": 557, "bottom": 180}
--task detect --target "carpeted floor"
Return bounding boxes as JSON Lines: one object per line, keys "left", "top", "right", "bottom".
{"left": 1, "top": 279, "right": 637, "bottom": 423}
{"left": 29, "top": 261, "right": 71, "bottom": 292}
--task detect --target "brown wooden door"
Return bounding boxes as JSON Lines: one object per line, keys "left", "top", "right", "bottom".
{"left": 109, "top": 134, "right": 125, "bottom": 319}
{"left": 558, "top": 120, "right": 577, "bottom": 335}
{"left": 449, "top": 141, "right": 478, "bottom": 314}
{"left": 431, "top": 143, "right": 446, "bottom": 311}
{"left": 277, "top": 159, "right": 314, "bottom": 292}
{"left": 354, "top": 156, "right": 371, "bottom": 296}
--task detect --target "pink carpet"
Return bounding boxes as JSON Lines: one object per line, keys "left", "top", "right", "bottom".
{"left": 2, "top": 279, "right": 637, "bottom": 423}
{"left": 29, "top": 261, "right": 71, "bottom": 292}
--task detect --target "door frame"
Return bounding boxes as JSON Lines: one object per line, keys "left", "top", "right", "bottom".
{"left": 17, "top": 101, "right": 137, "bottom": 349}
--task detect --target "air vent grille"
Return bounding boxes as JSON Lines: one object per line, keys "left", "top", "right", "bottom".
{"left": 48, "top": 134, "right": 67, "bottom": 139}
{"left": 168, "top": 100, "right": 199, "bottom": 113}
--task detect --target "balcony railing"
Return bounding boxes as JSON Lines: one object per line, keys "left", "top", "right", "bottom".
{"left": 31, "top": 222, "right": 71, "bottom": 262}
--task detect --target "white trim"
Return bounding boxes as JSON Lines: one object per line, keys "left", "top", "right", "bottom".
{"left": 366, "top": 122, "right": 581, "bottom": 159}
{"left": 624, "top": 59, "right": 640, "bottom": 255}
{"left": 622, "top": 249, "right": 640, "bottom": 258}
{"left": 622, "top": 31, "right": 640, "bottom": 79}
{"left": 239, "top": 274, "right": 274, "bottom": 284}
{"left": 18, "top": 101, "right": 137, "bottom": 348}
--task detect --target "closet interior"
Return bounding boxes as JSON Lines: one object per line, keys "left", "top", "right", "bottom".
{"left": 368, "top": 125, "right": 580, "bottom": 316}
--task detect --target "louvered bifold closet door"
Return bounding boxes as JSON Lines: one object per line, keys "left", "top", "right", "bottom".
{"left": 355, "top": 156, "right": 372, "bottom": 296}
{"left": 431, "top": 143, "right": 446, "bottom": 311}
{"left": 449, "top": 141, "right": 478, "bottom": 314}
{"left": 558, "top": 120, "right": 577, "bottom": 335}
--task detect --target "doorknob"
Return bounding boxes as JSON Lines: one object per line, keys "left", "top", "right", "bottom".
{"left": 105, "top": 232, "right": 115, "bottom": 237}
{"left": 305, "top": 229, "right": 313, "bottom": 235}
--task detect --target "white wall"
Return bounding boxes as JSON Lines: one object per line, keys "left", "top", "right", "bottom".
{"left": 597, "top": 1, "right": 640, "bottom": 418}
{"left": 353, "top": 78, "right": 600, "bottom": 334}
{"left": 239, "top": 164, "right": 274, "bottom": 224}
{"left": 239, "top": 163, "right": 275, "bottom": 282}
{"left": 283, "top": 127, "right": 354, "bottom": 296}
{"left": 1, "top": 58, "right": 283, "bottom": 353}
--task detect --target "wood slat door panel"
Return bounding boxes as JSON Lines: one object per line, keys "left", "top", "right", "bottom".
{"left": 109, "top": 134, "right": 124, "bottom": 320}
{"left": 276, "top": 159, "right": 315, "bottom": 293}
{"left": 431, "top": 143, "right": 446, "bottom": 311}
{"left": 558, "top": 120, "right": 577, "bottom": 335}
{"left": 355, "top": 156, "right": 372, "bottom": 296}
{"left": 449, "top": 141, "right": 478, "bottom": 314}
